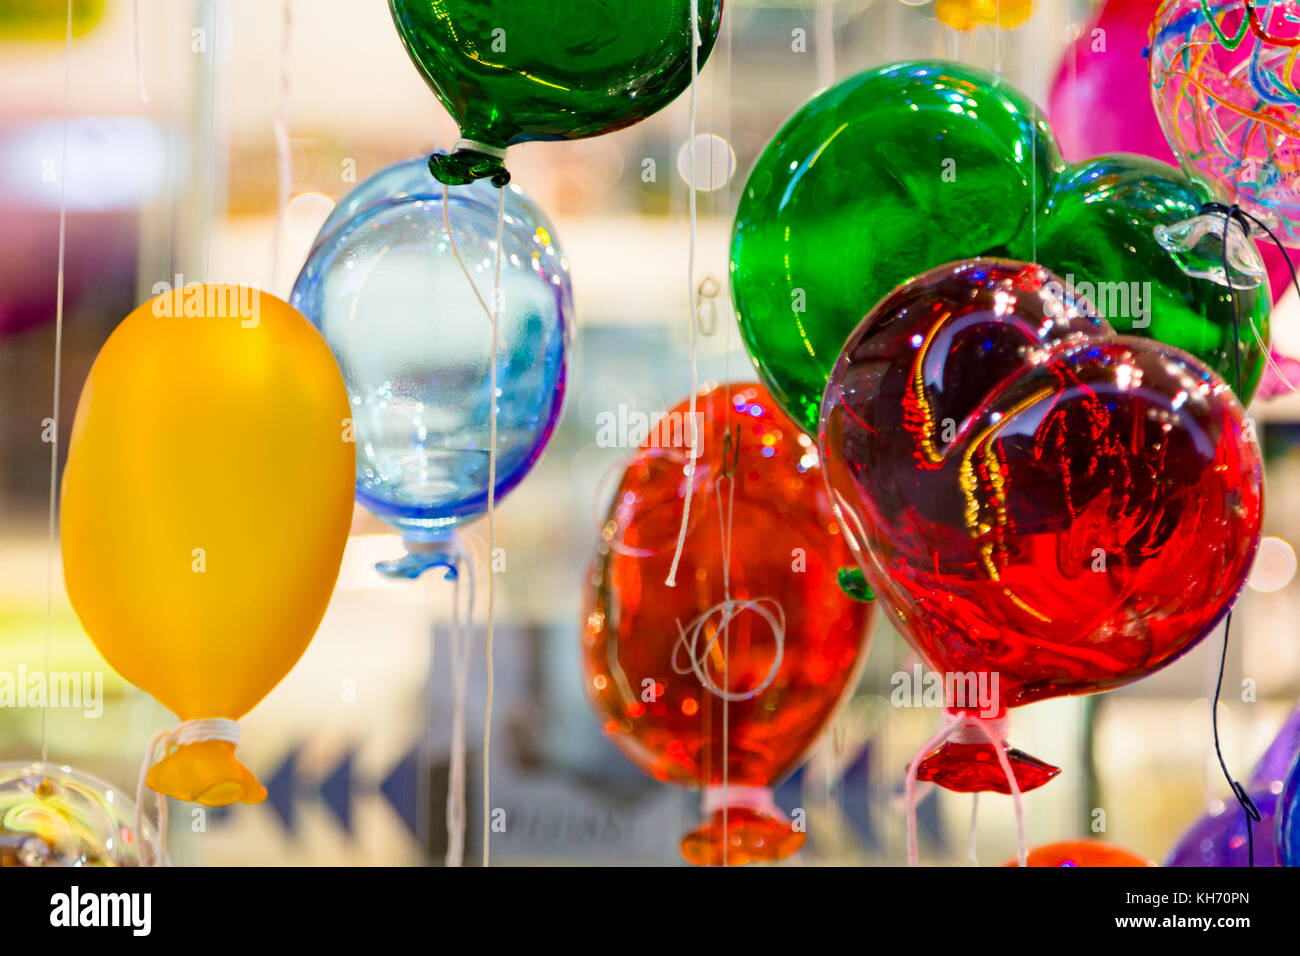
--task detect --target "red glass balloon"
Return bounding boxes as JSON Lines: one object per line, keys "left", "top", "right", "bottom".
{"left": 582, "top": 383, "right": 875, "bottom": 865}
{"left": 1003, "top": 840, "right": 1155, "bottom": 867}
{"left": 820, "top": 259, "right": 1262, "bottom": 793}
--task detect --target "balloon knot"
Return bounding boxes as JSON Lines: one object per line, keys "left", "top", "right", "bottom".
{"left": 428, "top": 144, "right": 511, "bottom": 188}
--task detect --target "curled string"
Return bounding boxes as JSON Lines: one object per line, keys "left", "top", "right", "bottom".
{"left": 1213, "top": 200, "right": 1264, "bottom": 865}
{"left": 670, "top": 473, "right": 786, "bottom": 703}
{"left": 903, "top": 711, "right": 1026, "bottom": 867}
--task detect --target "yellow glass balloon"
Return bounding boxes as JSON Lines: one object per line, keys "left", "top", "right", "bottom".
{"left": 60, "top": 285, "right": 354, "bottom": 807}
{"left": 935, "top": 0, "right": 1033, "bottom": 31}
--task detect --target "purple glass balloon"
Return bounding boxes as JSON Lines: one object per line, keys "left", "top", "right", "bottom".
{"left": 1166, "top": 704, "right": 1300, "bottom": 866}
{"left": 1166, "top": 790, "right": 1279, "bottom": 867}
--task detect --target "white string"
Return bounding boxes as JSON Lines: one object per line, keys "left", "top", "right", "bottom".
{"left": 1250, "top": 313, "right": 1299, "bottom": 394}
{"left": 665, "top": 0, "right": 702, "bottom": 588}
{"left": 133, "top": 718, "right": 240, "bottom": 867}
{"left": 43, "top": 0, "right": 72, "bottom": 768}
{"left": 481, "top": 186, "right": 504, "bottom": 867}
{"left": 443, "top": 547, "right": 476, "bottom": 867}
{"left": 269, "top": 0, "right": 292, "bottom": 293}
{"left": 453, "top": 137, "right": 507, "bottom": 160}
{"left": 441, "top": 183, "right": 508, "bottom": 348}
{"left": 815, "top": 0, "right": 835, "bottom": 90}
{"left": 438, "top": 180, "right": 506, "bottom": 867}
{"left": 903, "top": 710, "right": 1027, "bottom": 866}
{"left": 670, "top": 480, "right": 787, "bottom": 702}
{"left": 132, "top": 0, "right": 149, "bottom": 104}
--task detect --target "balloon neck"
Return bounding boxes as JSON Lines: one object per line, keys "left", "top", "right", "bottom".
{"left": 429, "top": 140, "right": 510, "bottom": 187}
{"left": 374, "top": 535, "right": 462, "bottom": 581}
{"left": 680, "top": 785, "right": 805, "bottom": 866}
{"left": 146, "top": 739, "right": 266, "bottom": 807}
{"left": 836, "top": 566, "right": 876, "bottom": 603}
{"left": 1154, "top": 204, "right": 1267, "bottom": 290}
{"left": 914, "top": 710, "right": 1060, "bottom": 795}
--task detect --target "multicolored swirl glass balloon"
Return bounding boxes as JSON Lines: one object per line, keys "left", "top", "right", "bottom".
{"left": 1150, "top": 0, "right": 1300, "bottom": 246}
{"left": 819, "top": 260, "right": 1263, "bottom": 793}
{"left": 0, "top": 763, "right": 159, "bottom": 866}
{"left": 291, "top": 159, "right": 570, "bottom": 578}
{"left": 388, "top": 0, "right": 723, "bottom": 186}
{"left": 731, "top": 60, "right": 1269, "bottom": 434}
{"left": 583, "top": 383, "right": 874, "bottom": 865}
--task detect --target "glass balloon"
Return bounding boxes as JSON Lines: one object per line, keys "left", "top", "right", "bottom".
{"left": 1151, "top": 0, "right": 1300, "bottom": 246}
{"left": 292, "top": 164, "right": 570, "bottom": 576}
{"left": 936, "top": 0, "right": 1034, "bottom": 31}
{"left": 582, "top": 383, "right": 874, "bottom": 865}
{"left": 388, "top": 0, "right": 723, "bottom": 186}
{"left": 1004, "top": 840, "right": 1154, "bottom": 867}
{"left": 1168, "top": 703, "right": 1299, "bottom": 866}
{"left": 0, "top": 762, "right": 159, "bottom": 866}
{"left": 732, "top": 60, "right": 1269, "bottom": 436}
{"left": 820, "top": 259, "right": 1263, "bottom": 793}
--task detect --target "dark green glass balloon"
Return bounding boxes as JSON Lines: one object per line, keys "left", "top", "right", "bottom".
{"left": 1011, "top": 155, "right": 1267, "bottom": 400}
{"left": 731, "top": 61, "right": 1062, "bottom": 433}
{"left": 731, "top": 60, "right": 1268, "bottom": 433}
{"left": 389, "top": 0, "right": 723, "bottom": 186}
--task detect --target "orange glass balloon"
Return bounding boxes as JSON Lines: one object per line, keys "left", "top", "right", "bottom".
{"left": 582, "top": 383, "right": 875, "bottom": 865}
{"left": 61, "top": 285, "right": 354, "bottom": 806}
{"left": 1004, "top": 840, "right": 1156, "bottom": 867}
{"left": 936, "top": 0, "right": 1033, "bottom": 31}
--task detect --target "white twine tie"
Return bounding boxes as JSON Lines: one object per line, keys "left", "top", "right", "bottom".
{"left": 903, "top": 710, "right": 1026, "bottom": 867}
{"left": 134, "top": 717, "right": 240, "bottom": 867}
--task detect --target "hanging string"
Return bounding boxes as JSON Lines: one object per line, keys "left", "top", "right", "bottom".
{"left": 670, "top": 478, "right": 786, "bottom": 703}
{"left": 1212, "top": 200, "right": 1266, "bottom": 866}
{"left": 442, "top": 546, "right": 476, "bottom": 867}
{"left": 439, "top": 182, "right": 506, "bottom": 867}
{"left": 42, "top": 0, "right": 72, "bottom": 768}
{"left": 269, "top": 0, "right": 292, "bottom": 293}
{"left": 903, "top": 711, "right": 1026, "bottom": 866}
{"left": 815, "top": 0, "right": 835, "bottom": 90}
{"left": 665, "top": 0, "right": 702, "bottom": 589}
{"left": 1208, "top": 202, "right": 1300, "bottom": 394}
{"left": 441, "top": 184, "right": 508, "bottom": 349}
{"left": 133, "top": 718, "right": 240, "bottom": 866}
{"left": 132, "top": 0, "right": 149, "bottom": 104}
{"left": 481, "top": 186, "right": 504, "bottom": 867}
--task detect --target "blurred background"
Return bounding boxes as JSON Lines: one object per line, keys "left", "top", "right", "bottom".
{"left": 2, "top": 0, "right": 1299, "bottom": 866}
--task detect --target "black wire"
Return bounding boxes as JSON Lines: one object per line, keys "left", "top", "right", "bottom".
{"left": 1208, "top": 202, "right": 1267, "bottom": 865}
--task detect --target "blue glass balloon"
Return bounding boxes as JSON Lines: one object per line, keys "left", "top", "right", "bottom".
{"left": 305, "top": 156, "right": 572, "bottom": 307}
{"left": 1281, "top": 750, "right": 1300, "bottom": 867}
{"left": 291, "top": 159, "right": 571, "bottom": 577}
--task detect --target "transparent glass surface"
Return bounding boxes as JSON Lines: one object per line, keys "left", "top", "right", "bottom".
{"left": 0, "top": 761, "right": 159, "bottom": 867}
{"left": 292, "top": 177, "right": 571, "bottom": 540}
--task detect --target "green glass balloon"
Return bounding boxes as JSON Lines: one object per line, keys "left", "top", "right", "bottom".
{"left": 731, "top": 60, "right": 1269, "bottom": 433}
{"left": 731, "top": 61, "right": 1062, "bottom": 433}
{"left": 1012, "top": 155, "right": 1268, "bottom": 400}
{"left": 389, "top": 0, "right": 723, "bottom": 186}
